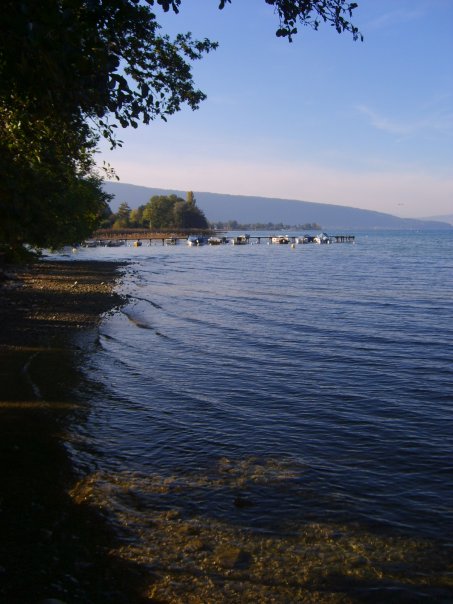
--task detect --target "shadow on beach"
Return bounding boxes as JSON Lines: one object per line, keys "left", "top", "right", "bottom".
{"left": 0, "top": 260, "right": 152, "bottom": 603}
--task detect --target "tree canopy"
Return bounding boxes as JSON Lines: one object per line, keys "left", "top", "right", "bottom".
{"left": 0, "top": 1, "right": 361, "bottom": 258}
{"left": 106, "top": 193, "right": 209, "bottom": 230}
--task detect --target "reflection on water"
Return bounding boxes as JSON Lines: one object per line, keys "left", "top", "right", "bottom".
{"left": 71, "top": 457, "right": 452, "bottom": 603}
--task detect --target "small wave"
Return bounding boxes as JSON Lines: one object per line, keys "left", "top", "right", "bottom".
{"left": 125, "top": 293, "right": 163, "bottom": 309}
{"left": 21, "top": 352, "right": 43, "bottom": 399}
{"left": 121, "top": 310, "right": 153, "bottom": 330}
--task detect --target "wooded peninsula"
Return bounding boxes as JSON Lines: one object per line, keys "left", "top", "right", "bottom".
{"left": 103, "top": 192, "right": 321, "bottom": 233}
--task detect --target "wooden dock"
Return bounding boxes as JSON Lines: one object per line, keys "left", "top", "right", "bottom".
{"left": 87, "top": 230, "right": 355, "bottom": 246}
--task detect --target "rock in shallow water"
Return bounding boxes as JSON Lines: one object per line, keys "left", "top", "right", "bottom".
{"left": 214, "top": 545, "right": 252, "bottom": 569}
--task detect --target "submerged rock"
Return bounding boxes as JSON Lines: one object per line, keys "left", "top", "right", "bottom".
{"left": 214, "top": 545, "right": 252, "bottom": 569}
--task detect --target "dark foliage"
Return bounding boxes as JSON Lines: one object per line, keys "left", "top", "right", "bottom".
{"left": 0, "top": 1, "right": 360, "bottom": 256}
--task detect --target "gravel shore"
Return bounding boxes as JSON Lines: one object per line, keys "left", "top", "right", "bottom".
{"left": 0, "top": 260, "right": 125, "bottom": 347}
{"left": 0, "top": 260, "right": 151, "bottom": 603}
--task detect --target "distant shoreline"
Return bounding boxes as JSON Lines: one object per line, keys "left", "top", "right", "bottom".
{"left": 103, "top": 181, "right": 453, "bottom": 230}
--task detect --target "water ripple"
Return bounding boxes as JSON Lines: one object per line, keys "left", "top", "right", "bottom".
{"left": 68, "top": 232, "right": 453, "bottom": 598}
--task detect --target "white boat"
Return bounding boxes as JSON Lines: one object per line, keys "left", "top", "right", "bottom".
{"left": 208, "top": 236, "right": 227, "bottom": 245}
{"left": 314, "top": 232, "right": 332, "bottom": 244}
{"left": 164, "top": 237, "right": 178, "bottom": 245}
{"left": 187, "top": 235, "right": 206, "bottom": 246}
{"left": 271, "top": 235, "right": 290, "bottom": 244}
{"left": 231, "top": 234, "right": 250, "bottom": 245}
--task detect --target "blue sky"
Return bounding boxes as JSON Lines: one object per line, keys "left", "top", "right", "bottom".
{"left": 98, "top": 0, "right": 453, "bottom": 218}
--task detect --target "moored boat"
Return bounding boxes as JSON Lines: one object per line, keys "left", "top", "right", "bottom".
{"left": 187, "top": 235, "right": 206, "bottom": 246}
{"left": 314, "top": 232, "right": 332, "bottom": 244}
{"left": 271, "top": 235, "right": 290, "bottom": 244}
{"left": 208, "top": 236, "right": 228, "bottom": 245}
{"left": 230, "top": 234, "right": 250, "bottom": 245}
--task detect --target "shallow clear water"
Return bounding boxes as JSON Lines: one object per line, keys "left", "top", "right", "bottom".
{"left": 59, "top": 231, "right": 453, "bottom": 601}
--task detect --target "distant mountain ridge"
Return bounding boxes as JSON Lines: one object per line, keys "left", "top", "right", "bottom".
{"left": 103, "top": 182, "right": 451, "bottom": 231}
{"left": 421, "top": 214, "right": 453, "bottom": 226}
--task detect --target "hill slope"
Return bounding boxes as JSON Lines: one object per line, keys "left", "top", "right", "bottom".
{"left": 422, "top": 214, "right": 453, "bottom": 226}
{"left": 103, "top": 182, "right": 451, "bottom": 230}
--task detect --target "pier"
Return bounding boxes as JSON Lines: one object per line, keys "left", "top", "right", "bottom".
{"left": 88, "top": 229, "right": 355, "bottom": 247}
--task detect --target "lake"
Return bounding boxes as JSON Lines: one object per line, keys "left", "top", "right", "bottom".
{"left": 58, "top": 230, "right": 453, "bottom": 602}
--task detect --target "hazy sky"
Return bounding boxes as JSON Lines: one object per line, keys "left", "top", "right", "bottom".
{"left": 98, "top": 0, "right": 453, "bottom": 218}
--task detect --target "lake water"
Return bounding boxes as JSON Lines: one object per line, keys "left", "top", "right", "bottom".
{"left": 59, "top": 231, "right": 453, "bottom": 602}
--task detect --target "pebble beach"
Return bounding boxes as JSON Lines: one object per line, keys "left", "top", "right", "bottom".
{"left": 0, "top": 259, "right": 151, "bottom": 604}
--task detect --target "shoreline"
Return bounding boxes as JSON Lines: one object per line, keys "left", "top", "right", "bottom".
{"left": 0, "top": 259, "right": 151, "bottom": 603}
{"left": 0, "top": 259, "right": 125, "bottom": 347}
